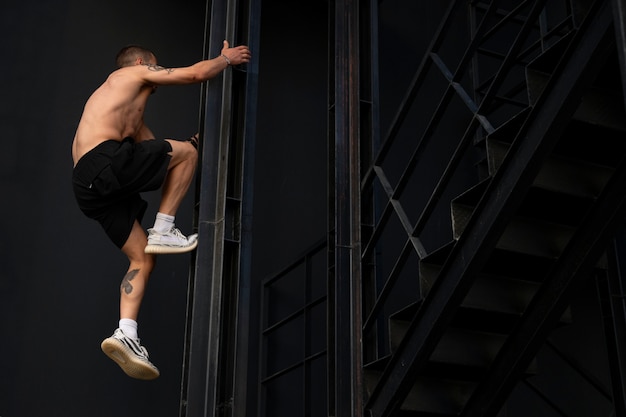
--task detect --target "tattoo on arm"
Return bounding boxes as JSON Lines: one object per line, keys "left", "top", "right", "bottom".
{"left": 146, "top": 63, "right": 174, "bottom": 74}
{"left": 121, "top": 269, "right": 139, "bottom": 295}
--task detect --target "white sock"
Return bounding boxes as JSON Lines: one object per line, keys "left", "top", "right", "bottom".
{"left": 153, "top": 212, "right": 175, "bottom": 233}
{"left": 119, "top": 318, "right": 138, "bottom": 340}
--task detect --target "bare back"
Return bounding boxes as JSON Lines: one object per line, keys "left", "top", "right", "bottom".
{"left": 72, "top": 41, "right": 251, "bottom": 166}
{"left": 72, "top": 67, "right": 155, "bottom": 166}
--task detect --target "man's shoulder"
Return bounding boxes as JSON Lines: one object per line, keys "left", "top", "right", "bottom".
{"left": 109, "top": 65, "right": 149, "bottom": 80}
{"left": 104, "top": 67, "right": 150, "bottom": 90}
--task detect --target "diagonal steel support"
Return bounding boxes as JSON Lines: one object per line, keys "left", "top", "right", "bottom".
{"left": 597, "top": 246, "right": 626, "bottom": 417}
{"left": 460, "top": 4, "right": 616, "bottom": 415}
{"left": 365, "top": 1, "right": 615, "bottom": 416}
{"left": 613, "top": 0, "right": 626, "bottom": 110}
{"left": 462, "top": 144, "right": 626, "bottom": 417}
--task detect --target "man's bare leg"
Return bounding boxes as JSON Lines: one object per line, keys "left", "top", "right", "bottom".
{"left": 101, "top": 221, "right": 160, "bottom": 380}
{"left": 145, "top": 139, "right": 199, "bottom": 254}
{"left": 159, "top": 139, "right": 198, "bottom": 215}
{"left": 120, "top": 220, "right": 156, "bottom": 320}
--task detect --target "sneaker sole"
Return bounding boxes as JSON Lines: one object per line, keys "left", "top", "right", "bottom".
{"left": 144, "top": 239, "right": 198, "bottom": 254}
{"left": 101, "top": 338, "right": 160, "bottom": 380}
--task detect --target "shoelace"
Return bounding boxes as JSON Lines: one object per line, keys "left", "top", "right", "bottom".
{"left": 139, "top": 346, "right": 150, "bottom": 359}
{"left": 127, "top": 336, "right": 150, "bottom": 359}
{"left": 168, "top": 227, "right": 187, "bottom": 241}
{"left": 114, "top": 331, "right": 151, "bottom": 360}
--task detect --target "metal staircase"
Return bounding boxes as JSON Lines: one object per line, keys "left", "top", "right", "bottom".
{"left": 360, "top": 0, "right": 626, "bottom": 416}
{"left": 253, "top": 0, "right": 626, "bottom": 416}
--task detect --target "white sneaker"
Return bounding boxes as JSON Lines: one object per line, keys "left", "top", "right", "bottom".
{"left": 145, "top": 227, "right": 198, "bottom": 254}
{"left": 101, "top": 328, "right": 160, "bottom": 380}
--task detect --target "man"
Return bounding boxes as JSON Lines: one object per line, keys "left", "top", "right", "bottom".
{"left": 71, "top": 40, "right": 251, "bottom": 380}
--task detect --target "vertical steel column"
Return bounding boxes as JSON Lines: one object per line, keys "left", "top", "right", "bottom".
{"left": 359, "top": 0, "right": 382, "bottom": 365}
{"left": 232, "top": 0, "right": 261, "bottom": 415}
{"left": 333, "top": 0, "right": 363, "bottom": 416}
{"left": 179, "top": 0, "right": 242, "bottom": 416}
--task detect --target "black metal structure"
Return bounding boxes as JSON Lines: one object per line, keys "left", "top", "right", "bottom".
{"left": 330, "top": 0, "right": 364, "bottom": 416}
{"left": 179, "top": 0, "right": 259, "bottom": 416}
{"left": 359, "top": 0, "right": 626, "bottom": 416}
{"left": 183, "top": 0, "right": 626, "bottom": 416}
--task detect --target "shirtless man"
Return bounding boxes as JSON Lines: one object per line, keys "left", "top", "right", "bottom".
{"left": 71, "top": 40, "right": 251, "bottom": 380}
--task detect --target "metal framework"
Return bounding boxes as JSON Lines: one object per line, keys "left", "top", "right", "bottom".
{"left": 360, "top": 0, "right": 626, "bottom": 416}
{"left": 179, "top": 0, "right": 626, "bottom": 416}
{"left": 179, "top": 0, "right": 260, "bottom": 416}
{"left": 329, "top": 0, "right": 364, "bottom": 416}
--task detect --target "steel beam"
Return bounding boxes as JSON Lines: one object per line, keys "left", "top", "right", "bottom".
{"left": 332, "top": 0, "right": 363, "bottom": 416}
{"left": 179, "top": 0, "right": 252, "bottom": 415}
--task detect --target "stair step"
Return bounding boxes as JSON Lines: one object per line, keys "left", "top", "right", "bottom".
{"left": 452, "top": 207, "right": 575, "bottom": 260}
{"left": 387, "top": 308, "right": 541, "bottom": 379}
{"left": 516, "top": 187, "right": 594, "bottom": 226}
{"left": 419, "top": 244, "right": 574, "bottom": 333}
{"left": 452, "top": 180, "right": 594, "bottom": 238}
{"left": 431, "top": 327, "right": 529, "bottom": 371}
{"left": 364, "top": 357, "right": 474, "bottom": 416}
{"left": 389, "top": 314, "right": 512, "bottom": 367}
{"left": 420, "top": 265, "right": 543, "bottom": 319}
{"left": 474, "top": 108, "right": 531, "bottom": 182}
{"left": 496, "top": 215, "right": 575, "bottom": 258}
{"left": 423, "top": 241, "right": 557, "bottom": 283}
{"left": 553, "top": 119, "right": 626, "bottom": 165}
{"left": 483, "top": 72, "right": 626, "bottom": 196}
{"left": 526, "top": 32, "right": 575, "bottom": 104}
{"left": 451, "top": 173, "right": 602, "bottom": 257}
{"left": 451, "top": 306, "right": 523, "bottom": 334}
{"left": 573, "top": 86, "right": 626, "bottom": 132}
{"left": 486, "top": 138, "right": 613, "bottom": 198}
{"left": 401, "top": 376, "right": 474, "bottom": 415}
{"left": 386, "top": 300, "right": 527, "bottom": 347}
{"left": 451, "top": 177, "right": 593, "bottom": 224}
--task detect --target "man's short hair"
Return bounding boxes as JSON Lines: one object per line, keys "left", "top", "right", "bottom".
{"left": 115, "top": 45, "right": 155, "bottom": 68}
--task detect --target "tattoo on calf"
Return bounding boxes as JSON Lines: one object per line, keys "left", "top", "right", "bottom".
{"left": 121, "top": 269, "right": 140, "bottom": 294}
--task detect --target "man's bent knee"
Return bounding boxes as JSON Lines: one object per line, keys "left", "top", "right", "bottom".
{"left": 187, "top": 133, "right": 199, "bottom": 150}
{"left": 166, "top": 139, "right": 198, "bottom": 166}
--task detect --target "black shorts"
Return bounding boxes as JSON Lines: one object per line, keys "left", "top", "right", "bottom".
{"left": 72, "top": 137, "right": 172, "bottom": 248}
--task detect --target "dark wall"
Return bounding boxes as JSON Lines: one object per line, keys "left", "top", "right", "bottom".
{"left": 1, "top": 1, "right": 206, "bottom": 416}
{"left": 247, "top": 1, "right": 329, "bottom": 415}
{"left": 251, "top": 1, "right": 329, "bottom": 276}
